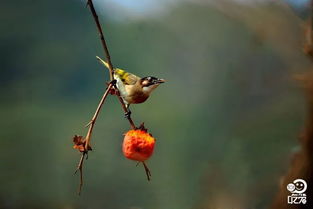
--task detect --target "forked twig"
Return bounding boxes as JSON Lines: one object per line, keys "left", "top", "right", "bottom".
{"left": 86, "top": 0, "right": 136, "bottom": 130}
{"left": 84, "top": 82, "right": 114, "bottom": 150}
{"left": 74, "top": 152, "right": 86, "bottom": 195}
{"left": 75, "top": 83, "right": 113, "bottom": 195}
{"left": 74, "top": 0, "right": 139, "bottom": 195}
{"left": 136, "top": 159, "right": 152, "bottom": 181}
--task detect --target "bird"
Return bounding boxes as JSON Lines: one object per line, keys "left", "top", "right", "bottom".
{"left": 96, "top": 56, "right": 165, "bottom": 117}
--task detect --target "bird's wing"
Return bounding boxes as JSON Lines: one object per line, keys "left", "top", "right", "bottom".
{"left": 114, "top": 69, "right": 138, "bottom": 85}
{"left": 96, "top": 56, "right": 139, "bottom": 85}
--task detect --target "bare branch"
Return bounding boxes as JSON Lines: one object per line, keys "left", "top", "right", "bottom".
{"left": 84, "top": 82, "right": 114, "bottom": 150}
{"left": 74, "top": 152, "right": 86, "bottom": 195}
{"left": 87, "top": 0, "right": 137, "bottom": 130}
{"left": 86, "top": 0, "right": 114, "bottom": 80}
{"left": 74, "top": 0, "right": 142, "bottom": 195}
{"left": 74, "top": 83, "right": 112, "bottom": 194}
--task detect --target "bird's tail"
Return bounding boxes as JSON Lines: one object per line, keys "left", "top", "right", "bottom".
{"left": 96, "top": 56, "right": 114, "bottom": 72}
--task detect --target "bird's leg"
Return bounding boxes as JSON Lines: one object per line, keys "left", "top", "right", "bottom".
{"left": 124, "top": 104, "right": 132, "bottom": 119}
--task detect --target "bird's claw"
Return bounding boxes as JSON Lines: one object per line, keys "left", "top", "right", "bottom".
{"left": 106, "top": 80, "right": 117, "bottom": 95}
{"left": 124, "top": 110, "right": 132, "bottom": 119}
{"left": 109, "top": 79, "right": 117, "bottom": 85}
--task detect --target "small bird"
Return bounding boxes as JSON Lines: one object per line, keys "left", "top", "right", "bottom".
{"left": 96, "top": 56, "right": 165, "bottom": 116}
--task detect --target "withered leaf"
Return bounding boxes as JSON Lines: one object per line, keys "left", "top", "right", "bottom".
{"left": 73, "top": 135, "right": 92, "bottom": 152}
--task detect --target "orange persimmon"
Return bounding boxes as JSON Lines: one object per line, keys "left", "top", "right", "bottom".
{"left": 122, "top": 128, "right": 155, "bottom": 162}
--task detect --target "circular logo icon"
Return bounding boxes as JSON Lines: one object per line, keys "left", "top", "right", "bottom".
{"left": 287, "top": 183, "right": 295, "bottom": 192}
{"left": 293, "top": 179, "right": 307, "bottom": 194}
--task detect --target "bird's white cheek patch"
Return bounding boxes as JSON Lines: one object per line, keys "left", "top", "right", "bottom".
{"left": 143, "top": 85, "right": 158, "bottom": 94}
{"left": 142, "top": 86, "right": 151, "bottom": 93}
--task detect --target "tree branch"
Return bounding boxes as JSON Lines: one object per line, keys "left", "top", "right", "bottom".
{"left": 86, "top": 0, "right": 114, "bottom": 81}
{"left": 74, "top": 0, "right": 140, "bottom": 195}
{"left": 84, "top": 82, "right": 114, "bottom": 150}
{"left": 86, "top": 0, "right": 137, "bottom": 130}
{"left": 74, "top": 152, "right": 86, "bottom": 195}
{"left": 74, "top": 83, "right": 113, "bottom": 195}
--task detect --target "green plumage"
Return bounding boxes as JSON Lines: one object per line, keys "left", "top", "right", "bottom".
{"left": 96, "top": 56, "right": 139, "bottom": 85}
{"left": 115, "top": 69, "right": 128, "bottom": 82}
{"left": 96, "top": 56, "right": 164, "bottom": 105}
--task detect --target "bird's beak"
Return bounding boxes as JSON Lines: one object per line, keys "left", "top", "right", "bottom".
{"left": 157, "top": 78, "right": 166, "bottom": 84}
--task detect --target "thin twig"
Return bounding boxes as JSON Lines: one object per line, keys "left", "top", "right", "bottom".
{"left": 142, "top": 161, "right": 152, "bottom": 181}
{"left": 74, "top": 83, "right": 113, "bottom": 195}
{"left": 74, "top": 0, "right": 141, "bottom": 195}
{"left": 85, "top": 82, "right": 114, "bottom": 150}
{"left": 74, "top": 152, "right": 86, "bottom": 195}
{"left": 87, "top": 0, "right": 137, "bottom": 130}
{"left": 87, "top": 0, "right": 114, "bottom": 80}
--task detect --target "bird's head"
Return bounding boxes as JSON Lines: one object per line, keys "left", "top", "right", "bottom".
{"left": 140, "top": 76, "right": 165, "bottom": 94}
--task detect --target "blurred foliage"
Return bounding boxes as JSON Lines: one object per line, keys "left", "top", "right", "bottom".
{"left": 0, "top": 0, "right": 311, "bottom": 209}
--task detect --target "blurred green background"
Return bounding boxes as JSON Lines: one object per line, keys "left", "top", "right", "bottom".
{"left": 0, "top": 0, "right": 312, "bottom": 208}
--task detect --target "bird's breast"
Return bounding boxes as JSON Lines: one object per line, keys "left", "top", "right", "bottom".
{"left": 124, "top": 85, "right": 149, "bottom": 104}
{"left": 115, "top": 77, "right": 149, "bottom": 104}
{"left": 126, "top": 94, "right": 149, "bottom": 104}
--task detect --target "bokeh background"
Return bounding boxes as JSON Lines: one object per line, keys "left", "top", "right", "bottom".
{"left": 1, "top": 0, "right": 312, "bottom": 208}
